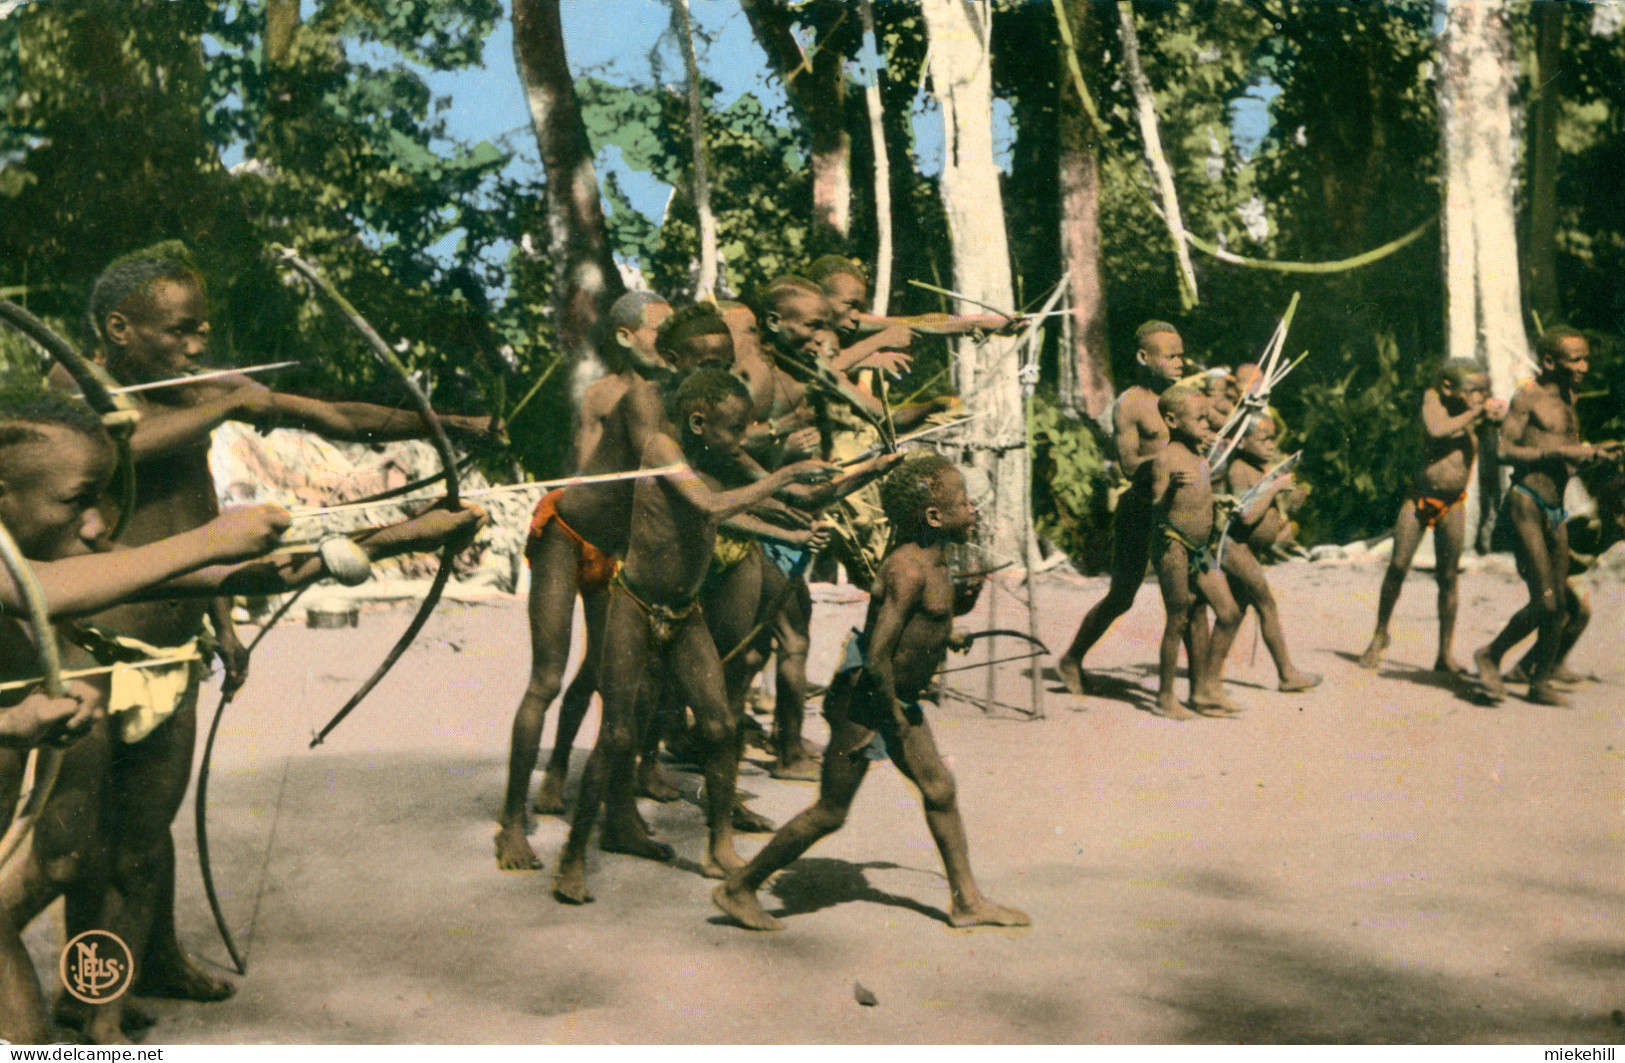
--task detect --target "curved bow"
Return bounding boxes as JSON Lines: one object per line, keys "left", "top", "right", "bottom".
{"left": 194, "top": 585, "right": 309, "bottom": 975}
{"left": 0, "top": 519, "right": 67, "bottom": 876}
{"left": 0, "top": 300, "right": 141, "bottom": 539}
{"left": 271, "top": 248, "right": 463, "bottom": 748}
{"left": 936, "top": 628, "right": 1050, "bottom": 676}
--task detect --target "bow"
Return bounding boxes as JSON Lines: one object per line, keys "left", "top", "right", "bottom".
{"left": 0, "top": 519, "right": 67, "bottom": 876}
{"left": 936, "top": 628, "right": 1051, "bottom": 676}
{"left": 190, "top": 246, "right": 464, "bottom": 970}
{"left": 0, "top": 300, "right": 141, "bottom": 539}
{"left": 1206, "top": 293, "right": 1304, "bottom": 470}
{"left": 772, "top": 345, "right": 896, "bottom": 451}
{"left": 268, "top": 248, "right": 463, "bottom": 748}
{"left": 1215, "top": 451, "right": 1301, "bottom": 571}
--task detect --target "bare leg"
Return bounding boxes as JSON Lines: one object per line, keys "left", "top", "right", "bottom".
{"left": 553, "top": 590, "right": 659, "bottom": 905}
{"left": 1476, "top": 493, "right": 1562, "bottom": 704}
{"left": 1153, "top": 547, "right": 1196, "bottom": 720}
{"left": 1224, "top": 544, "right": 1318, "bottom": 691}
{"left": 892, "top": 712, "right": 1028, "bottom": 929}
{"left": 714, "top": 680, "right": 870, "bottom": 932}
{"left": 0, "top": 727, "right": 109, "bottom": 1044}
{"left": 1432, "top": 502, "right": 1467, "bottom": 673}
{"left": 1515, "top": 580, "right": 1589, "bottom": 683}
{"left": 635, "top": 684, "right": 682, "bottom": 803}
{"left": 536, "top": 620, "right": 602, "bottom": 815}
{"left": 77, "top": 688, "right": 229, "bottom": 1044}
{"left": 1192, "top": 568, "right": 1247, "bottom": 714}
{"left": 1058, "top": 487, "right": 1152, "bottom": 696}
{"left": 770, "top": 579, "right": 820, "bottom": 778}
{"left": 665, "top": 614, "right": 745, "bottom": 879}
{"left": 1359, "top": 502, "right": 1423, "bottom": 670}
{"left": 498, "top": 527, "right": 580, "bottom": 866}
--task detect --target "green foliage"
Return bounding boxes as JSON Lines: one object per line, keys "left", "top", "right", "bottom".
{"left": 577, "top": 76, "right": 811, "bottom": 297}
{"left": 1290, "top": 331, "right": 1432, "bottom": 544}
{"left": 0, "top": 0, "right": 561, "bottom": 477}
{"left": 1028, "top": 394, "right": 1110, "bottom": 570}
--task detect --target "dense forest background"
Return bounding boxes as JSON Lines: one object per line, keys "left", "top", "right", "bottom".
{"left": 3, "top": 0, "right": 1622, "bottom": 565}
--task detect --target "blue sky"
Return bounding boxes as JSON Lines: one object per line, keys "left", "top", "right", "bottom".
{"left": 423, "top": 0, "right": 961, "bottom": 225}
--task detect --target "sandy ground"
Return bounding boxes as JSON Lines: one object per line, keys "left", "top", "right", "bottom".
{"left": 27, "top": 557, "right": 1625, "bottom": 1044}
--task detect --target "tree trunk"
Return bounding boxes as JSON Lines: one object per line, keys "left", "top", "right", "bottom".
{"left": 1116, "top": 2, "right": 1198, "bottom": 309}
{"left": 1055, "top": 0, "right": 1110, "bottom": 420}
{"left": 672, "top": 0, "right": 717, "bottom": 299}
{"left": 920, "top": 0, "right": 1025, "bottom": 562}
{"left": 858, "top": 0, "right": 892, "bottom": 313}
{"left": 739, "top": 0, "right": 855, "bottom": 242}
{"left": 512, "top": 0, "right": 625, "bottom": 382}
{"left": 1437, "top": 0, "right": 1531, "bottom": 551}
{"left": 1524, "top": 0, "right": 1563, "bottom": 326}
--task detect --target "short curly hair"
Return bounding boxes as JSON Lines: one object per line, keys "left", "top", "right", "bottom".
{"left": 1535, "top": 326, "right": 1587, "bottom": 365}
{"left": 671, "top": 366, "right": 751, "bottom": 433}
{"left": 0, "top": 384, "right": 109, "bottom": 457}
{"left": 84, "top": 241, "right": 206, "bottom": 350}
{"left": 881, "top": 451, "right": 956, "bottom": 542}
{"left": 804, "top": 255, "right": 868, "bottom": 290}
{"left": 755, "top": 275, "right": 825, "bottom": 320}
{"left": 656, "top": 303, "right": 732, "bottom": 361}
{"left": 1157, "top": 379, "right": 1208, "bottom": 419}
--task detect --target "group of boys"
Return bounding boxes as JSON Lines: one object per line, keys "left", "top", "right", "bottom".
{"left": 497, "top": 262, "right": 1027, "bottom": 934}
{"left": 1055, "top": 319, "right": 1617, "bottom": 720}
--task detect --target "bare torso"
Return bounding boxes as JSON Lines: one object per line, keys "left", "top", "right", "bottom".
{"left": 1505, "top": 382, "right": 1579, "bottom": 504}
{"left": 1154, "top": 442, "right": 1215, "bottom": 544}
{"left": 555, "top": 372, "right": 668, "bottom": 557}
{"left": 1415, "top": 387, "right": 1479, "bottom": 497}
{"left": 856, "top": 545, "right": 954, "bottom": 701}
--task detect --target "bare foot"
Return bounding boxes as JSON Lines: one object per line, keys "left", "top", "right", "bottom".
{"left": 1474, "top": 647, "right": 1506, "bottom": 703}
{"left": 83, "top": 1013, "right": 134, "bottom": 1046}
{"left": 949, "top": 898, "right": 1031, "bottom": 929}
{"left": 1191, "top": 699, "right": 1245, "bottom": 718}
{"left": 551, "top": 859, "right": 593, "bottom": 904}
{"left": 1056, "top": 655, "right": 1087, "bottom": 697}
{"left": 495, "top": 821, "right": 543, "bottom": 871}
{"left": 133, "top": 952, "right": 235, "bottom": 1002}
{"left": 54, "top": 997, "right": 154, "bottom": 1037}
{"left": 531, "top": 768, "right": 568, "bottom": 815}
{"left": 1154, "top": 694, "right": 1194, "bottom": 721}
{"left": 599, "top": 825, "right": 675, "bottom": 863}
{"left": 1432, "top": 657, "right": 1466, "bottom": 676}
{"left": 1525, "top": 681, "right": 1569, "bottom": 707}
{"left": 1278, "top": 672, "right": 1322, "bottom": 693}
{"left": 1356, "top": 632, "right": 1388, "bottom": 672}
{"left": 711, "top": 883, "right": 783, "bottom": 932}
{"left": 636, "top": 759, "right": 682, "bottom": 802}
{"left": 1550, "top": 665, "right": 1585, "bottom": 686}
{"left": 732, "top": 797, "right": 776, "bottom": 833}
{"left": 769, "top": 756, "right": 820, "bottom": 782}
{"left": 701, "top": 846, "right": 746, "bottom": 880}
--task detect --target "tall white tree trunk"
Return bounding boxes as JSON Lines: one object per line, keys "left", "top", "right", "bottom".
{"left": 920, "top": 0, "right": 1025, "bottom": 562}
{"left": 673, "top": 0, "right": 717, "bottom": 299}
{"left": 1117, "top": 2, "right": 1198, "bottom": 310}
{"left": 1437, "top": 0, "right": 1531, "bottom": 550}
{"left": 858, "top": 0, "right": 892, "bottom": 314}
{"left": 1438, "top": 0, "right": 1532, "bottom": 399}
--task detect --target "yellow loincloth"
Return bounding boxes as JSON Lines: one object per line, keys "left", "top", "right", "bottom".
{"left": 62, "top": 623, "right": 203, "bottom": 744}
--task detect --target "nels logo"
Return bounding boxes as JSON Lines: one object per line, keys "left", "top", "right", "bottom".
{"left": 59, "top": 930, "right": 133, "bottom": 1004}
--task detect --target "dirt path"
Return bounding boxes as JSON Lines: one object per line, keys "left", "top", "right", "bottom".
{"left": 33, "top": 559, "right": 1623, "bottom": 1043}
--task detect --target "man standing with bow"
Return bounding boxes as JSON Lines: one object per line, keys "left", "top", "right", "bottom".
{"left": 51, "top": 244, "right": 493, "bottom": 1040}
